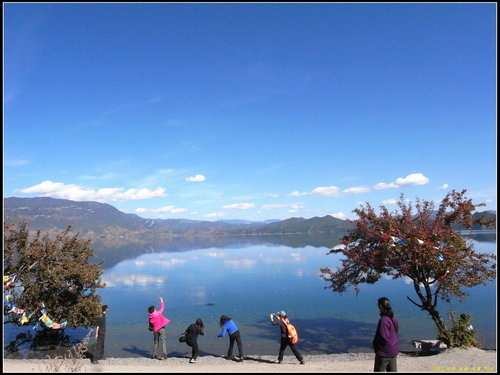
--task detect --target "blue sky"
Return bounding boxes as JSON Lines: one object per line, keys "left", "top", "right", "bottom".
{"left": 4, "top": 3, "right": 497, "bottom": 221}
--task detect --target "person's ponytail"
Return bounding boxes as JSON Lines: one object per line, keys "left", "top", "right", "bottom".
{"left": 378, "top": 297, "right": 394, "bottom": 318}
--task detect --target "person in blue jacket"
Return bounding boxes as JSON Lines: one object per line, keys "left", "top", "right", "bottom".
{"left": 216, "top": 315, "right": 244, "bottom": 361}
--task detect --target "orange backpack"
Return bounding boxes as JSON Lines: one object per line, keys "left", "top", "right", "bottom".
{"left": 283, "top": 320, "right": 298, "bottom": 344}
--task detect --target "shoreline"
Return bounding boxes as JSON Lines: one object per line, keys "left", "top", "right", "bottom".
{"left": 3, "top": 347, "right": 497, "bottom": 373}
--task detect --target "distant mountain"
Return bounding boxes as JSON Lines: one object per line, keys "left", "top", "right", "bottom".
{"left": 3, "top": 197, "right": 494, "bottom": 242}
{"left": 230, "top": 215, "right": 355, "bottom": 235}
{"left": 408, "top": 210, "right": 496, "bottom": 231}
{"left": 3, "top": 197, "right": 354, "bottom": 239}
{"left": 455, "top": 210, "right": 497, "bottom": 231}
{"left": 220, "top": 219, "right": 280, "bottom": 225}
{"left": 3, "top": 197, "right": 239, "bottom": 237}
{"left": 4, "top": 196, "right": 145, "bottom": 232}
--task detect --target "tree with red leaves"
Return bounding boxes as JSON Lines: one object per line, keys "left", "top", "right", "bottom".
{"left": 320, "top": 190, "right": 496, "bottom": 347}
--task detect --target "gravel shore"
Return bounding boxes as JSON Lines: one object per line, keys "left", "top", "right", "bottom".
{"left": 3, "top": 347, "right": 497, "bottom": 373}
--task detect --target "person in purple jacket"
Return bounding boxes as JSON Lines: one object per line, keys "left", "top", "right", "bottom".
{"left": 373, "top": 297, "right": 399, "bottom": 372}
{"left": 148, "top": 297, "right": 171, "bottom": 360}
{"left": 216, "top": 315, "right": 244, "bottom": 362}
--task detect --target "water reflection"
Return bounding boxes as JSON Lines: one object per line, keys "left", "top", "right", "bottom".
{"left": 247, "top": 316, "right": 376, "bottom": 354}
{"left": 103, "top": 272, "right": 166, "bottom": 288}
{"left": 4, "top": 232, "right": 496, "bottom": 359}
{"left": 461, "top": 230, "right": 496, "bottom": 244}
{"left": 92, "top": 232, "right": 349, "bottom": 269}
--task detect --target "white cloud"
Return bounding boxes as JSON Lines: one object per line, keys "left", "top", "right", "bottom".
{"left": 262, "top": 252, "right": 303, "bottom": 264}
{"left": 342, "top": 186, "right": 371, "bottom": 194}
{"left": 311, "top": 186, "right": 342, "bottom": 197}
{"left": 136, "top": 206, "right": 187, "bottom": 214}
{"left": 261, "top": 203, "right": 302, "bottom": 210}
{"left": 395, "top": 173, "right": 430, "bottom": 186}
{"left": 222, "top": 203, "right": 255, "bottom": 210}
{"left": 382, "top": 198, "right": 411, "bottom": 205}
{"left": 101, "top": 273, "right": 165, "bottom": 288}
{"left": 204, "top": 212, "right": 226, "bottom": 219}
{"left": 382, "top": 198, "right": 399, "bottom": 205}
{"left": 288, "top": 191, "right": 308, "bottom": 197}
{"left": 374, "top": 173, "right": 430, "bottom": 190}
{"left": 134, "top": 257, "right": 187, "bottom": 268}
{"left": 287, "top": 185, "right": 356, "bottom": 197}
{"left": 437, "top": 184, "right": 449, "bottom": 190}
{"left": 186, "top": 174, "right": 206, "bottom": 182}
{"left": 17, "top": 180, "right": 167, "bottom": 202}
{"left": 158, "top": 258, "right": 187, "bottom": 268}
{"left": 329, "top": 212, "right": 346, "bottom": 219}
{"left": 374, "top": 182, "right": 398, "bottom": 190}
{"left": 289, "top": 173, "right": 430, "bottom": 200}
{"left": 205, "top": 251, "right": 226, "bottom": 257}
{"left": 223, "top": 258, "right": 256, "bottom": 268}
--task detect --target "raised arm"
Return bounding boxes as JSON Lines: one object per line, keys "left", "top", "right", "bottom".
{"left": 157, "top": 297, "right": 165, "bottom": 313}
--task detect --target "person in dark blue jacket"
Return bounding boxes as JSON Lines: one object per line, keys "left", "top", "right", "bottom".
{"left": 216, "top": 315, "right": 244, "bottom": 361}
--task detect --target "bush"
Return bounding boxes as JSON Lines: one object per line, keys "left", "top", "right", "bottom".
{"left": 439, "top": 312, "right": 479, "bottom": 348}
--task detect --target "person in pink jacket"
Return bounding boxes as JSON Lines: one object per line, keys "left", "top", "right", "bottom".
{"left": 148, "top": 297, "right": 171, "bottom": 360}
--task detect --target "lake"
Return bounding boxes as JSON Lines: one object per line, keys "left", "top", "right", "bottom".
{"left": 3, "top": 232, "right": 496, "bottom": 359}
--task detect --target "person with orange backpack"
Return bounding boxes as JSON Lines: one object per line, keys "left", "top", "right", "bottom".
{"left": 270, "top": 311, "right": 305, "bottom": 365}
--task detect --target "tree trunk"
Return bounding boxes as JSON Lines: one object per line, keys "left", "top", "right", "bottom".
{"left": 426, "top": 305, "right": 447, "bottom": 336}
{"left": 409, "top": 279, "right": 451, "bottom": 346}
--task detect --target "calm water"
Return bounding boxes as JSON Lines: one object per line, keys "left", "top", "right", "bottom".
{"left": 4, "top": 232, "right": 496, "bottom": 359}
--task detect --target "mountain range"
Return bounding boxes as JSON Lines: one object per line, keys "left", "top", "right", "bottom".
{"left": 3, "top": 197, "right": 354, "bottom": 239}
{"left": 3, "top": 197, "right": 495, "bottom": 241}
{"left": 4, "top": 196, "right": 494, "bottom": 269}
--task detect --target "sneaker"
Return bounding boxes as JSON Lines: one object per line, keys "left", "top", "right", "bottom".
{"left": 189, "top": 359, "right": 196, "bottom": 363}
{"left": 300, "top": 360, "right": 306, "bottom": 365}
{"left": 277, "top": 360, "right": 282, "bottom": 364}
{"left": 239, "top": 357, "right": 244, "bottom": 362}
{"left": 91, "top": 360, "right": 99, "bottom": 364}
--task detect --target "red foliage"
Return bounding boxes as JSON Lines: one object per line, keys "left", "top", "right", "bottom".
{"left": 320, "top": 190, "right": 496, "bottom": 335}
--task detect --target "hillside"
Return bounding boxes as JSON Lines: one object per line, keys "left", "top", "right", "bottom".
{"left": 4, "top": 197, "right": 495, "bottom": 242}
{"left": 4, "top": 196, "right": 144, "bottom": 232}
{"left": 3, "top": 197, "right": 247, "bottom": 238}
{"left": 3, "top": 197, "right": 355, "bottom": 239}
{"left": 232, "top": 215, "right": 354, "bottom": 235}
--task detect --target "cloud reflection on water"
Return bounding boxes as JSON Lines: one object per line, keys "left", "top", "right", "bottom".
{"left": 223, "top": 258, "right": 257, "bottom": 268}
{"left": 102, "top": 273, "right": 166, "bottom": 288}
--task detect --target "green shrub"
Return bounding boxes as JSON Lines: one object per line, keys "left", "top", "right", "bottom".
{"left": 439, "top": 312, "right": 479, "bottom": 348}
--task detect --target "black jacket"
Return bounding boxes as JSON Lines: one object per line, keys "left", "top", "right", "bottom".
{"left": 271, "top": 319, "right": 288, "bottom": 339}
{"left": 186, "top": 323, "right": 204, "bottom": 341}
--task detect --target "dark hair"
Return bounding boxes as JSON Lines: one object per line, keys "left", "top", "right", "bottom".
{"left": 378, "top": 297, "right": 394, "bottom": 318}
{"left": 195, "top": 318, "right": 204, "bottom": 329}
{"left": 102, "top": 305, "right": 108, "bottom": 312}
{"left": 219, "top": 315, "right": 231, "bottom": 327}
{"left": 148, "top": 305, "right": 155, "bottom": 314}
